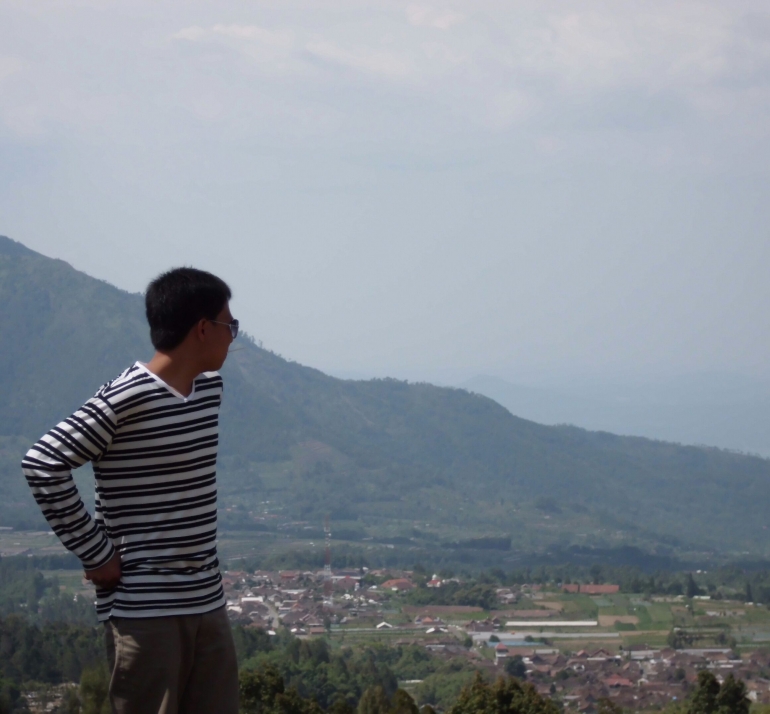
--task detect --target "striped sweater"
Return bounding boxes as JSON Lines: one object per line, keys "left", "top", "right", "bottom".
{"left": 21, "top": 362, "right": 226, "bottom": 620}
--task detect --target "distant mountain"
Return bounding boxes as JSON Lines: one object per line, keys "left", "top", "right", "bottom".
{"left": 2, "top": 235, "right": 770, "bottom": 559}
{"left": 462, "top": 375, "right": 770, "bottom": 458}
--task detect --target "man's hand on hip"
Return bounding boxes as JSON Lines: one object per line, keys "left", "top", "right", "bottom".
{"left": 84, "top": 551, "right": 122, "bottom": 589}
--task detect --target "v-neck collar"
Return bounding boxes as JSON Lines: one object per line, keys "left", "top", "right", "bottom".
{"left": 135, "top": 362, "right": 197, "bottom": 401}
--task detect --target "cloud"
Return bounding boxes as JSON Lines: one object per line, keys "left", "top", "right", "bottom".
{"left": 406, "top": 5, "right": 464, "bottom": 30}
{"left": 305, "top": 41, "right": 411, "bottom": 78}
{"left": 0, "top": 56, "right": 23, "bottom": 82}
{"left": 1, "top": 104, "right": 46, "bottom": 139}
{"left": 212, "top": 23, "right": 294, "bottom": 49}
{"left": 173, "top": 22, "right": 412, "bottom": 80}
{"left": 482, "top": 89, "right": 535, "bottom": 129}
{"left": 157, "top": 4, "right": 768, "bottom": 144}
{"left": 4, "top": 1, "right": 770, "bottom": 152}
{"left": 514, "top": 4, "right": 765, "bottom": 94}
{"left": 172, "top": 23, "right": 294, "bottom": 51}
{"left": 171, "top": 26, "right": 206, "bottom": 42}
{"left": 0, "top": 58, "right": 43, "bottom": 138}
{"left": 171, "top": 23, "right": 301, "bottom": 78}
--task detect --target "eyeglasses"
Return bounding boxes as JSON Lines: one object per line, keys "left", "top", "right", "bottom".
{"left": 209, "top": 318, "right": 239, "bottom": 339}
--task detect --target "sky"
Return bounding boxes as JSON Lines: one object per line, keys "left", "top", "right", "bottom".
{"left": 1, "top": 0, "right": 769, "bottom": 386}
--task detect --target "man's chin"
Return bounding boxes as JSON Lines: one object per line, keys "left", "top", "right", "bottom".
{"left": 210, "top": 356, "right": 228, "bottom": 372}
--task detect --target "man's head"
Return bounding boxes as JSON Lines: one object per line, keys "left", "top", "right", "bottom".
{"left": 145, "top": 267, "right": 235, "bottom": 370}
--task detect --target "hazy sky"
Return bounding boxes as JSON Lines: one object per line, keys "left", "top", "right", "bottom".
{"left": 2, "top": 0, "right": 769, "bottom": 384}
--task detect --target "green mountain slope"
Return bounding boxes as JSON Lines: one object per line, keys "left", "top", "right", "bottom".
{"left": 2, "top": 235, "right": 769, "bottom": 558}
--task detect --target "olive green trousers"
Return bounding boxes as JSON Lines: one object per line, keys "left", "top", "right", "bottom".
{"left": 104, "top": 606, "right": 239, "bottom": 714}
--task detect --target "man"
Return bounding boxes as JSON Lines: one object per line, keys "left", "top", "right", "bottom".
{"left": 22, "top": 267, "right": 240, "bottom": 714}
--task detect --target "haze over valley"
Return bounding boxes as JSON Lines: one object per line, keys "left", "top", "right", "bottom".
{"left": 462, "top": 374, "right": 770, "bottom": 459}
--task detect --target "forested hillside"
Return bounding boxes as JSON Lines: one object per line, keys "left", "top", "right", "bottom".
{"left": 2, "top": 235, "right": 770, "bottom": 558}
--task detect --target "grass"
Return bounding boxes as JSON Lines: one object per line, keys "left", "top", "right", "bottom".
{"left": 0, "top": 530, "right": 67, "bottom": 556}
{"left": 598, "top": 606, "right": 629, "bottom": 616}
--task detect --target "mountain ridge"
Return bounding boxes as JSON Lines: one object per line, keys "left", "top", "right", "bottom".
{"left": 462, "top": 374, "right": 770, "bottom": 458}
{"left": 1, "top": 234, "right": 769, "bottom": 560}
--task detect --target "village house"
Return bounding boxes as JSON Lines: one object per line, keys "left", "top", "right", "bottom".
{"left": 415, "top": 615, "right": 445, "bottom": 627}
{"left": 496, "top": 588, "right": 518, "bottom": 605}
{"left": 466, "top": 618, "right": 498, "bottom": 632}
{"left": 495, "top": 643, "right": 510, "bottom": 663}
{"left": 333, "top": 576, "right": 359, "bottom": 592}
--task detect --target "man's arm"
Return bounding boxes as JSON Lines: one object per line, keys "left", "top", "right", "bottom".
{"left": 21, "top": 395, "right": 119, "bottom": 580}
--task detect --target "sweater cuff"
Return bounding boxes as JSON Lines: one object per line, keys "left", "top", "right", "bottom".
{"left": 81, "top": 538, "right": 116, "bottom": 571}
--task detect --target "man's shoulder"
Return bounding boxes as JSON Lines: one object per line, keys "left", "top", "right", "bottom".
{"left": 96, "top": 363, "right": 157, "bottom": 402}
{"left": 196, "top": 371, "right": 224, "bottom": 392}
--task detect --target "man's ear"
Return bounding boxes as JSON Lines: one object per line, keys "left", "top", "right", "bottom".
{"left": 193, "top": 318, "right": 208, "bottom": 342}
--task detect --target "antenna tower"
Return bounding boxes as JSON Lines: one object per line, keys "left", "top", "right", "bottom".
{"left": 323, "top": 515, "right": 332, "bottom": 604}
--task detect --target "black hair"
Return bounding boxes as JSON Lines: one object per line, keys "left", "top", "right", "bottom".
{"left": 145, "top": 267, "right": 232, "bottom": 350}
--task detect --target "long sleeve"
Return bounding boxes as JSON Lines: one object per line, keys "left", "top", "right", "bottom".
{"left": 21, "top": 394, "right": 117, "bottom": 570}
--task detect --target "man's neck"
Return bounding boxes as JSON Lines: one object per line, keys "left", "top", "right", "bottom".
{"left": 144, "top": 352, "right": 202, "bottom": 398}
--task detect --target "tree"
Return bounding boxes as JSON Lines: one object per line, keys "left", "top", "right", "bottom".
{"left": 448, "top": 672, "right": 559, "bottom": 714}
{"left": 59, "top": 686, "right": 81, "bottom": 714}
{"left": 504, "top": 656, "right": 526, "bottom": 680}
{"left": 597, "top": 698, "right": 623, "bottom": 714}
{"left": 0, "top": 678, "right": 23, "bottom": 714}
{"left": 274, "top": 688, "right": 324, "bottom": 714}
{"left": 681, "top": 670, "right": 752, "bottom": 714}
{"left": 79, "top": 665, "right": 110, "bottom": 714}
{"left": 687, "top": 671, "right": 721, "bottom": 714}
{"left": 358, "top": 686, "right": 391, "bottom": 714}
{"left": 714, "top": 674, "right": 750, "bottom": 714}
{"left": 240, "top": 665, "right": 323, "bottom": 714}
{"left": 391, "top": 689, "right": 419, "bottom": 714}
{"left": 685, "top": 574, "right": 698, "bottom": 599}
{"left": 667, "top": 629, "right": 695, "bottom": 650}
{"left": 241, "top": 665, "right": 286, "bottom": 714}
{"left": 328, "top": 698, "right": 356, "bottom": 714}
